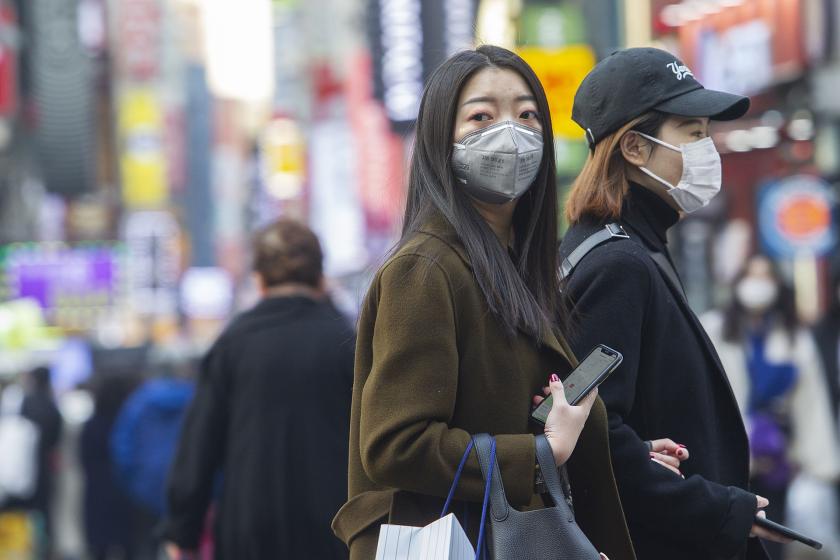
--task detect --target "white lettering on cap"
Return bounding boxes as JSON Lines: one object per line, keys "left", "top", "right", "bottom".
{"left": 666, "top": 61, "right": 694, "bottom": 81}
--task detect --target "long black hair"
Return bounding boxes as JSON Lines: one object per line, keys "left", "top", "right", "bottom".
{"left": 399, "top": 45, "right": 563, "bottom": 340}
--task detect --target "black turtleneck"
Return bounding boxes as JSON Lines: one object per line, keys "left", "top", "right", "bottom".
{"left": 621, "top": 182, "right": 680, "bottom": 250}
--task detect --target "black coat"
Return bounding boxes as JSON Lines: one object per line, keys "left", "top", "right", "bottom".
{"left": 162, "top": 295, "right": 355, "bottom": 560}
{"left": 559, "top": 185, "right": 768, "bottom": 560}
{"left": 813, "top": 315, "right": 840, "bottom": 423}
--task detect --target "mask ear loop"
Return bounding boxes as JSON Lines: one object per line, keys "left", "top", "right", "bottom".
{"left": 631, "top": 131, "right": 679, "bottom": 191}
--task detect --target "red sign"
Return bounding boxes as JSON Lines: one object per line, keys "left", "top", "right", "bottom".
{"left": 0, "top": 2, "right": 18, "bottom": 115}
{"left": 116, "top": 0, "right": 162, "bottom": 81}
{"left": 346, "top": 50, "right": 406, "bottom": 236}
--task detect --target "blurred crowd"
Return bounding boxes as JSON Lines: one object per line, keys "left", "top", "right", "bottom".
{"left": 0, "top": 225, "right": 839, "bottom": 559}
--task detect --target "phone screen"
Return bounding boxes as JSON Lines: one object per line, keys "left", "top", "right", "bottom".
{"left": 531, "top": 345, "right": 622, "bottom": 425}
{"left": 563, "top": 348, "right": 619, "bottom": 405}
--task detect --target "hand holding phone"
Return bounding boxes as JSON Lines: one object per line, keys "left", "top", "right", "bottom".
{"left": 531, "top": 345, "right": 623, "bottom": 426}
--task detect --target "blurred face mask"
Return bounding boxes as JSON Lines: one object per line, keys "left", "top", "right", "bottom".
{"left": 634, "top": 131, "right": 722, "bottom": 213}
{"left": 452, "top": 121, "right": 543, "bottom": 204}
{"left": 736, "top": 276, "right": 779, "bottom": 313}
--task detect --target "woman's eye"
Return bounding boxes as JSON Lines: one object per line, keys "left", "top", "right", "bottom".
{"left": 520, "top": 110, "right": 539, "bottom": 120}
{"left": 469, "top": 113, "right": 492, "bottom": 122}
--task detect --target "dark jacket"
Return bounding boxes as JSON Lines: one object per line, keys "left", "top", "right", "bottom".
{"left": 558, "top": 185, "right": 768, "bottom": 560}
{"left": 111, "top": 377, "right": 195, "bottom": 516}
{"left": 81, "top": 408, "right": 135, "bottom": 553}
{"left": 813, "top": 314, "right": 840, "bottom": 423}
{"left": 333, "top": 215, "right": 636, "bottom": 560}
{"left": 162, "top": 296, "right": 355, "bottom": 560}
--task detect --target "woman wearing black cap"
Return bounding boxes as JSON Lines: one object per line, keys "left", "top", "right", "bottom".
{"left": 556, "top": 47, "right": 788, "bottom": 559}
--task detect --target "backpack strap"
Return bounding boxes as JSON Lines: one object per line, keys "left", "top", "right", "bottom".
{"left": 560, "top": 223, "right": 629, "bottom": 280}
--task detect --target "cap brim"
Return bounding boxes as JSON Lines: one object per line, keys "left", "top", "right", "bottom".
{"left": 654, "top": 87, "right": 750, "bottom": 121}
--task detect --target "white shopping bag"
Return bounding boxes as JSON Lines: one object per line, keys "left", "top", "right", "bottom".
{"left": 374, "top": 513, "right": 475, "bottom": 560}
{"left": 0, "top": 386, "right": 39, "bottom": 505}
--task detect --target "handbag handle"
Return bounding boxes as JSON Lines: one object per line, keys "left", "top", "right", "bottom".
{"left": 534, "top": 435, "right": 574, "bottom": 522}
{"left": 440, "top": 436, "right": 496, "bottom": 560}
{"left": 472, "top": 433, "right": 510, "bottom": 522}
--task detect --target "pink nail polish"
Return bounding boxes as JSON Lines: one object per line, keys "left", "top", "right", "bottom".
{"left": 550, "top": 374, "right": 559, "bottom": 383}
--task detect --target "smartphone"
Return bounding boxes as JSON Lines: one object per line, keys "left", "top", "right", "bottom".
{"left": 530, "top": 344, "right": 623, "bottom": 426}
{"left": 753, "top": 516, "right": 822, "bottom": 550}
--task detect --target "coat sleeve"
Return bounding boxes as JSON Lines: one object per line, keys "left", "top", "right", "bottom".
{"left": 161, "top": 342, "right": 230, "bottom": 549}
{"left": 359, "top": 254, "right": 537, "bottom": 507}
{"left": 566, "top": 248, "right": 757, "bottom": 558}
{"left": 790, "top": 330, "right": 840, "bottom": 481}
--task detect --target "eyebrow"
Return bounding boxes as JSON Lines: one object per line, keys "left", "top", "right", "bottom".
{"left": 677, "top": 118, "right": 706, "bottom": 128}
{"left": 462, "top": 94, "right": 536, "bottom": 106}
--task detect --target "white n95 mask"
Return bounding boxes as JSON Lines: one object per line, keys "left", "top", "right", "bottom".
{"left": 635, "top": 131, "right": 722, "bottom": 214}
{"left": 451, "top": 121, "right": 543, "bottom": 204}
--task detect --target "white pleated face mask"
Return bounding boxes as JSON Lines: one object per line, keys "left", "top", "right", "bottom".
{"left": 634, "top": 131, "right": 722, "bottom": 213}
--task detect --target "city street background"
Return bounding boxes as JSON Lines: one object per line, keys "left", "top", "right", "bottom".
{"left": 1, "top": 0, "right": 839, "bottom": 559}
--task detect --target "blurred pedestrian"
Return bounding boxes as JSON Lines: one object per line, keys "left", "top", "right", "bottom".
{"left": 162, "top": 219, "right": 355, "bottom": 560}
{"left": 79, "top": 373, "right": 141, "bottom": 560}
{"left": 334, "top": 45, "right": 638, "bottom": 560}
{"left": 559, "top": 47, "right": 782, "bottom": 559}
{"left": 111, "top": 363, "right": 195, "bottom": 558}
{"left": 0, "top": 366, "right": 63, "bottom": 557}
{"left": 703, "top": 254, "right": 840, "bottom": 559}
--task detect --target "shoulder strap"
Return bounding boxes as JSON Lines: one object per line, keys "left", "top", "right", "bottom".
{"left": 560, "top": 223, "right": 629, "bottom": 280}
{"left": 648, "top": 251, "right": 687, "bottom": 299}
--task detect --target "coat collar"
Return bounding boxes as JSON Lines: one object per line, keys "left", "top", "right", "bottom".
{"left": 416, "top": 213, "right": 575, "bottom": 363}
{"left": 416, "top": 212, "right": 472, "bottom": 269}
{"left": 621, "top": 183, "right": 679, "bottom": 251}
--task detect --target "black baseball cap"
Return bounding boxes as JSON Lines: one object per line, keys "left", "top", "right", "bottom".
{"left": 572, "top": 47, "right": 750, "bottom": 148}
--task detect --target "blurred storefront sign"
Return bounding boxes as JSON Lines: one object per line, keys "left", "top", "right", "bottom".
{"left": 272, "top": 1, "right": 309, "bottom": 118}
{"left": 118, "top": 88, "right": 168, "bottom": 208}
{"left": 519, "top": 3, "right": 587, "bottom": 46}
{"left": 261, "top": 118, "right": 306, "bottom": 200}
{"left": 347, "top": 51, "right": 405, "bottom": 244}
{"left": 475, "top": 0, "right": 518, "bottom": 48}
{"left": 122, "top": 210, "right": 180, "bottom": 317}
{"left": 31, "top": 0, "right": 95, "bottom": 195}
{"left": 695, "top": 20, "right": 773, "bottom": 96}
{"left": 368, "top": 0, "right": 477, "bottom": 132}
{"left": 0, "top": 243, "right": 124, "bottom": 330}
{"left": 179, "top": 267, "right": 233, "bottom": 320}
{"left": 368, "top": 0, "right": 424, "bottom": 130}
{"left": 114, "top": 0, "right": 162, "bottom": 81}
{"left": 309, "top": 116, "right": 368, "bottom": 276}
{"left": 673, "top": 0, "right": 808, "bottom": 94}
{"left": 0, "top": 2, "right": 18, "bottom": 118}
{"left": 758, "top": 175, "right": 837, "bottom": 258}
{"left": 517, "top": 45, "right": 596, "bottom": 140}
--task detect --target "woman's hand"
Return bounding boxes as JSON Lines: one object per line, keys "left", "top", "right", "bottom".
{"left": 750, "top": 496, "right": 792, "bottom": 544}
{"left": 535, "top": 374, "right": 598, "bottom": 466}
{"left": 647, "top": 438, "right": 688, "bottom": 478}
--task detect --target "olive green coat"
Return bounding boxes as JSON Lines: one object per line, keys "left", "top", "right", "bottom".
{"left": 332, "top": 216, "right": 635, "bottom": 559}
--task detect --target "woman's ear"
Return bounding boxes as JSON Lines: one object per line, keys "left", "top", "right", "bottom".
{"left": 620, "top": 131, "right": 652, "bottom": 167}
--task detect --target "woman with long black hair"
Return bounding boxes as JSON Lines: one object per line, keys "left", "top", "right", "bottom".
{"left": 331, "top": 45, "right": 679, "bottom": 560}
